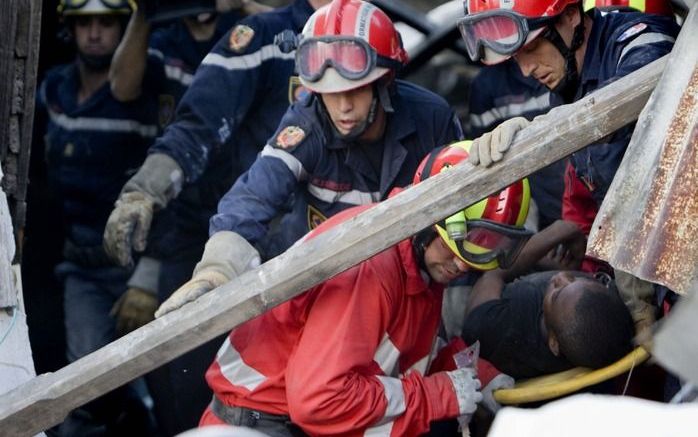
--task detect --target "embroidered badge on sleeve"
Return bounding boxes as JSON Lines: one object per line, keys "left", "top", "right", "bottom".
{"left": 275, "top": 126, "right": 306, "bottom": 149}
{"left": 229, "top": 25, "right": 255, "bottom": 52}
{"left": 617, "top": 23, "right": 648, "bottom": 42}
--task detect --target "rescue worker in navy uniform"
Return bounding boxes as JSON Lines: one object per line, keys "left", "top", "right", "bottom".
{"left": 102, "top": 0, "right": 332, "bottom": 432}
{"left": 458, "top": 0, "right": 679, "bottom": 338}
{"left": 36, "top": 0, "right": 159, "bottom": 434}
{"left": 153, "top": 0, "right": 464, "bottom": 317}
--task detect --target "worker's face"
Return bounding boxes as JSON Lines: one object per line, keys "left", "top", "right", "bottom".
{"left": 423, "top": 236, "right": 470, "bottom": 284}
{"left": 321, "top": 84, "right": 375, "bottom": 137}
{"left": 73, "top": 15, "right": 122, "bottom": 59}
{"left": 513, "top": 9, "right": 579, "bottom": 90}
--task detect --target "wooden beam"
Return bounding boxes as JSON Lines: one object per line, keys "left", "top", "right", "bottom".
{"left": 0, "top": 55, "right": 668, "bottom": 436}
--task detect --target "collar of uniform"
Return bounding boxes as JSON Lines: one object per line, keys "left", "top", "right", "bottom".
{"left": 398, "top": 239, "right": 443, "bottom": 296}
{"left": 292, "top": 0, "right": 315, "bottom": 31}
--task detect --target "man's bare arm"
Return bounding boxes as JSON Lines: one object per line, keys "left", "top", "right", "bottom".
{"left": 110, "top": 6, "right": 150, "bottom": 102}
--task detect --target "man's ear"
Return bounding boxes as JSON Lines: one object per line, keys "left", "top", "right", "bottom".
{"left": 548, "top": 331, "right": 561, "bottom": 356}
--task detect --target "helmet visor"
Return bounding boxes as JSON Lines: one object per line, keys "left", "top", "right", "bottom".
{"left": 453, "top": 220, "right": 533, "bottom": 269}
{"left": 457, "top": 10, "right": 552, "bottom": 64}
{"left": 297, "top": 37, "right": 374, "bottom": 83}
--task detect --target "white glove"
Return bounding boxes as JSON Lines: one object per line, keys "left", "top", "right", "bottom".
{"left": 481, "top": 373, "right": 515, "bottom": 413}
{"left": 154, "top": 231, "right": 260, "bottom": 317}
{"left": 469, "top": 117, "right": 530, "bottom": 167}
{"left": 446, "top": 367, "right": 483, "bottom": 415}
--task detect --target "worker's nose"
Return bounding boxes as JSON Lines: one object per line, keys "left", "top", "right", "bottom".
{"left": 514, "top": 53, "right": 535, "bottom": 78}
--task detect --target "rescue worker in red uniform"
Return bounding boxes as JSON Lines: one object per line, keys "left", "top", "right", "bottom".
{"left": 199, "top": 141, "right": 533, "bottom": 436}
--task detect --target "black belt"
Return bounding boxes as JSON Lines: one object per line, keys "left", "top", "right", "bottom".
{"left": 210, "top": 396, "right": 293, "bottom": 428}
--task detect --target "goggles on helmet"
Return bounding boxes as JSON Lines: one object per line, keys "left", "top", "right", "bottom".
{"left": 456, "top": 10, "right": 554, "bottom": 64}
{"left": 297, "top": 36, "right": 401, "bottom": 83}
{"left": 440, "top": 215, "right": 533, "bottom": 269}
{"left": 60, "top": 0, "right": 132, "bottom": 13}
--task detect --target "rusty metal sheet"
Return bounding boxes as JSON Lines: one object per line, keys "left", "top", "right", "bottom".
{"left": 588, "top": 9, "right": 698, "bottom": 294}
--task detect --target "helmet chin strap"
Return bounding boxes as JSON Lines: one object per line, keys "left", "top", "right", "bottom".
{"left": 542, "top": 3, "right": 586, "bottom": 103}
{"left": 318, "top": 83, "right": 380, "bottom": 141}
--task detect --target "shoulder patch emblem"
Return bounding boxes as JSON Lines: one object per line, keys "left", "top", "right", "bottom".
{"left": 617, "top": 23, "right": 648, "bottom": 43}
{"left": 229, "top": 25, "right": 255, "bottom": 52}
{"left": 288, "top": 76, "right": 310, "bottom": 104}
{"left": 307, "top": 205, "right": 327, "bottom": 230}
{"left": 275, "top": 126, "right": 306, "bottom": 149}
{"left": 158, "top": 94, "right": 176, "bottom": 128}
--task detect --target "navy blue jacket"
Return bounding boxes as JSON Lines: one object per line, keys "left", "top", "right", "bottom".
{"left": 145, "top": 2, "right": 314, "bottom": 256}
{"left": 211, "top": 80, "right": 464, "bottom": 259}
{"left": 149, "top": 0, "right": 314, "bottom": 184}
{"left": 39, "top": 64, "right": 158, "bottom": 247}
{"left": 560, "top": 10, "right": 679, "bottom": 205}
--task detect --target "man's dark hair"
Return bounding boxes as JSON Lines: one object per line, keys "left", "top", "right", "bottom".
{"left": 555, "top": 282, "right": 635, "bottom": 369}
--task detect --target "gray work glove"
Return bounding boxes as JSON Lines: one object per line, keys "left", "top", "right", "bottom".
{"left": 154, "top": 231, "right": 261, "bottom": 318}
{"left": 103, "top": 153, "right": 183, "bottom": 266}
{"left": 110, "top": 257, "right": 162, "bottom": 336}
{"left": 111, "top": 287, "right": 159, "bottom": 337}
{"left": 445, "top": 367, "right": 483, "bottom": 416}
{"left": 469, "top": 117, "right": 530, "bottom": 167}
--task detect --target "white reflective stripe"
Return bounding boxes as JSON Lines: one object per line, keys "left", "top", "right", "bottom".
{"left": 260, "top": 144, "right": 307, "bottom": 180}
{"left": 307, "top": 184, "right": 380, "bottom": 206}
{"left": 164, "top": 64, "right": 194, "bottom": 87}
{"left": 201, "top": 44, "right": 295, "bottom": 71}
{"left": 215, "top": 338, "right": 266, "bottom": 392}
{"left": 355, "top": 2, "right": 376, "bottom": 41}
{"left": 374, "top": 376, "right": 406, "bottom": 420}
{"left": 374, "top": 334, "right": 400, "bottom": 376}
{"left": 147, "top": 48, "right": 164, "bottom": 60}
{"left": 364, "top": 421, "right": 394, "bottom": 437}
{"left": 469, "top": 92, "right": 550, "bottom": 129}
{"left": 48, "top": 110, "right": 158, "bottom": 138}
{"left": 618, "top": 32, "right": 675, "bottom": 65}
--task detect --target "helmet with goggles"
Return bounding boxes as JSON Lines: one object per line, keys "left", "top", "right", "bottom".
{"left": 297, "top": 0, "right": 408, "bottom": 94}
{"left": 457, "top": 0, "right": 581, "bottom": 65}
{"left": 413, "top": 140, "right": 533, "bottom": 270}
{"left": 59, "top": 0, "right": 135, "bottom": 16}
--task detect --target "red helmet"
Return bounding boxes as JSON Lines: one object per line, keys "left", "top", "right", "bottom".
{"left": 413, "top": 140, "right": 533, "bottom": 270}
{"left": 583, "top": 0, "right": 673, "bottom": 15}
{"left": 298, "top": 0, "right": 408, "bottom": 93}
{"left": 458, "top": 0, "right": 581, "bottom": 64}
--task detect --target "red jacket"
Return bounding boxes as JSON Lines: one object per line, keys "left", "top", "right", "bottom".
{"left": 203, "top": 233, "right": 460, "bottom": 435}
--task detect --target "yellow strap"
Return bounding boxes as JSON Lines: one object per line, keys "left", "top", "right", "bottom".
{"left": 493, "top": 347, "right": 650, "bottom": 404}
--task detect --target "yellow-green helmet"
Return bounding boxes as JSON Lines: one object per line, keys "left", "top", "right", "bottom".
{"left": 413, "top": 140, "right": 533, "bottom": 270}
